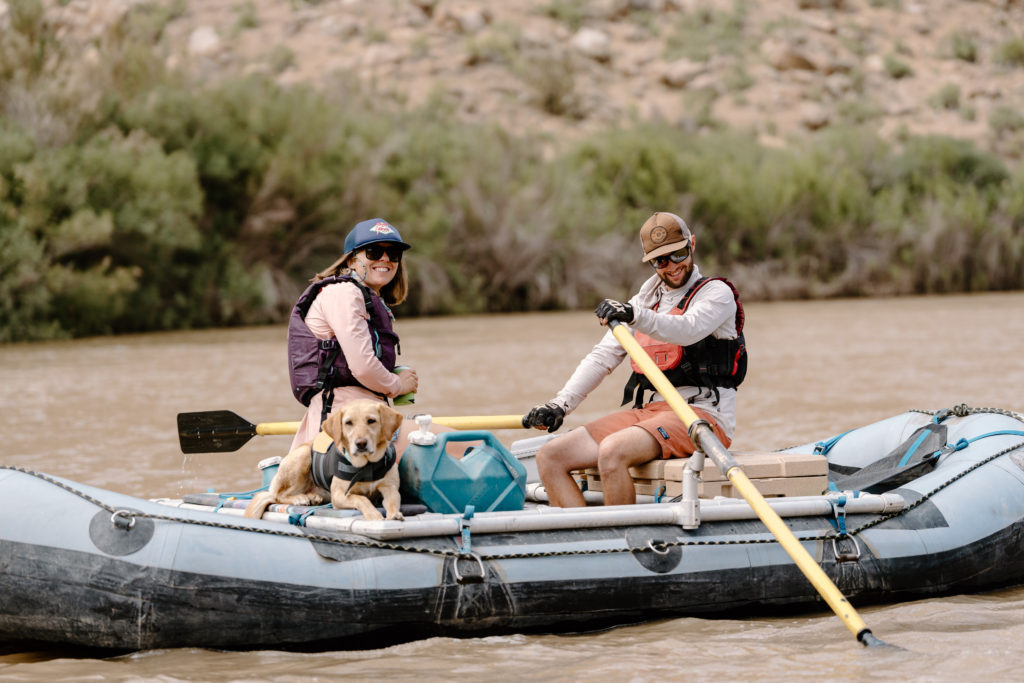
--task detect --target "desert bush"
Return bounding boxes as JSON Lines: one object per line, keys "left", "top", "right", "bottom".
{"left": 989, "top": 104, "right": 1024, "bottom": 138}
{"left": 943, "top": 31, "right": 978, "bottom": 63}
{"left": 666, "top": 3, "right": 748, "bottom": 62}
{"left": 883, "top": 54, "right": 914, "bottom": 79}
{"left": 929, "top": 83, "right": 961, "bottom": 111}
{"left": 994, "top": 38, "right": 1024, "bottom": 68}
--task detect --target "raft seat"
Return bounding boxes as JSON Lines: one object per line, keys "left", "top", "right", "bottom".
{"left": 581, "top": 451, "right": 828, "bottom": 500}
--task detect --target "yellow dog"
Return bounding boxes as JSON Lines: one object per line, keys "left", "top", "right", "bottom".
{"left": 244, "top": 399, "right": 404, "bottom": 521}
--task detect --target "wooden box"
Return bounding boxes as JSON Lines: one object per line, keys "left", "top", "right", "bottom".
{"left": 584, "top": 451, "right": 828, "bottom": 499}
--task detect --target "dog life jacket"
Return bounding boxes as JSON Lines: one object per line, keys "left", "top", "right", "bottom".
{"left": 622, "top": 277, "right": 747, "bottom": 408}
{"left": 310, "top": 433, "right": 398, "bottom": 495}
{"left": 288, "top": 275, "right": 400, "bottom": 418}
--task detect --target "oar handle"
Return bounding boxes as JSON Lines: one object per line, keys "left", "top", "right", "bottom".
{"left": 608, "top": 321, "right": 885, "bottom": 647}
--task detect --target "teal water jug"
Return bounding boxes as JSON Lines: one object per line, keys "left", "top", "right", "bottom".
{"left": 399, "top": 430, "right": 527, "bottom": 514}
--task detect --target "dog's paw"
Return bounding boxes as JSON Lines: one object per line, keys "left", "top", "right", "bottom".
{"left": 361, "top": 508, "right": 384, "bottom": 521}
{"left": 386, "top": 511, "right": 405, "bottom": 521}
{"left": 295, "top": 493, "right": 324, "bottom": 506}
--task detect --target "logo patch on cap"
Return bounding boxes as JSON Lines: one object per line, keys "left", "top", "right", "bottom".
{"left": 650, "top": 226, "right": 668, "bottom": 244}
{"left": 370, "top": 222, "right": 394, "bottom": 235}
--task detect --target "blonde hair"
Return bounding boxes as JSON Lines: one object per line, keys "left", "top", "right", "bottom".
{"left": 313, "top": 249, "right": 409, "bottom": 306}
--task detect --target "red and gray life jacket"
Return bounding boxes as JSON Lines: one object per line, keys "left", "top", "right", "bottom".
{"left": 287, "top": 276, "right": 400, "bottom": 419}
{"left": 621, "top": 277, "right": 747, "bottom": 408}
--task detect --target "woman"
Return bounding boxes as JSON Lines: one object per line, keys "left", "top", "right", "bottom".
{"left": 287, "top": 217, "right": 420, "bottom": 453}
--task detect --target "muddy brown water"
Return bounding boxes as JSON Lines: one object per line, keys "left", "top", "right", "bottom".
{"left": 1, "top": 293, "right": 1023, "bottom": 681}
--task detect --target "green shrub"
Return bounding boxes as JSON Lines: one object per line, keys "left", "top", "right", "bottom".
{"left": 883, "top": 54, "right": 914, "bottom": 79}
{"left": 929, "top": 83, "right": 960, "bottom": 110}
{"left": 994, "top": 38, "right": 1024, "bottom": 68}
{"left": 666, "top": 2, "right": 748, "bottom": 62}
{"left": 944, "top": 31, "right": 978, "bottom": 63}
{"left": 541, "top": 0, "right": 588, "bottom": 32}
{"left": 515, "top": 51, "right": 586, "bottom": 119}
{"left": 989, "top": 104, "right": 1024, "bottom": 138}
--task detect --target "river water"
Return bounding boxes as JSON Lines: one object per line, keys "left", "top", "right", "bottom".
{"left": 1, "top": 293, "right": 1023, "bottom": 681}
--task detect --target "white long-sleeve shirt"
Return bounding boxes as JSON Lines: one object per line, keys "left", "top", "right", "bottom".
{"left": 553, "top": 265, "right": 739, "bottom": 438}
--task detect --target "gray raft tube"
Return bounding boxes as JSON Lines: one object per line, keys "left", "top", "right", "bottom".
{"left": 157, "top": 490, "right": 905, "bottom": 542}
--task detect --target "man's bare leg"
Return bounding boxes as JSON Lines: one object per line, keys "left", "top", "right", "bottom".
{"left": 597, "top": 426, "right": 661, "bottom": 506}
{"left": 535, "top": 428, "right": 599, "bottom": 508}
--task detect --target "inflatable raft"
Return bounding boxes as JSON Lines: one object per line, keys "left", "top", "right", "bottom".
{"left": 1, "top": 404, "right": 1023, "bottom": 651}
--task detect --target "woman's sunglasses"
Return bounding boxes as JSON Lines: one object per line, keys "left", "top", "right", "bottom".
{"left": 363, "top": 244, "right": 404, "bottom": 263}
{"left": 651, "top": 244, "right": 691, "bottom": 269}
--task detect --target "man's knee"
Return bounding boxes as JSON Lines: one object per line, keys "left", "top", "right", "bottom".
{"left": 535, "top": 442, "right": 560, "bottom": 475}
{"left": 597, "top": 427, "right": 659, "bottom": 472}
{"left": 536, "top": 436, "right": 575, "bottom": 475}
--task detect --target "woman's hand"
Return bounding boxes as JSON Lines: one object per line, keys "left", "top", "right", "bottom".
{"left": 396, "top": 367, "right": 419, "bottom": 395}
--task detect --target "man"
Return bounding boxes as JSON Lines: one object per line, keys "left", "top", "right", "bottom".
{"left": 524, "top": 212, "right": 747, "bottom": 507}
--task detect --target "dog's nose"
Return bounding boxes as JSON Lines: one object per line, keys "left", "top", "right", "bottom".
{"left": 354, "top": 438, "right": 370, "bottom": 452}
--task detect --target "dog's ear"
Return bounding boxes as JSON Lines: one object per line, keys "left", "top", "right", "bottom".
{"left": 322, "top": 408, "right": 347, "bottom": 449}
{"left": 378, "top": 403, "right": 404, "bottom": 447}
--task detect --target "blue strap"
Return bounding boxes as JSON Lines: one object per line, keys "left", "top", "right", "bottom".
{"left": 288, "top": 504, "right": 332, "bottom": 526}
{"left": 459, "top": 505, "right": 475, "bottom": 555}
{"left": 815, "top": 429, "right": 854, "bottom": 455}
{"left": 897, "top": 429, "right": 933, "bottom": 467}
{"left": 935, "top": 430, "right": 1024, "bottom": 460}
{"left": 654, "top": 484, "right": 666, "bottom": 504}
{"left": 831, "top": 494, "right": 848, "bottom": 537}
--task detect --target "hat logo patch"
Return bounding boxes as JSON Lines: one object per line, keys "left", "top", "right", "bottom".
{"left": 370, "top": 222, "right": 394, "bottom": 234}
{"left": 650, "top": 226, "right": 668, "bottom": 244}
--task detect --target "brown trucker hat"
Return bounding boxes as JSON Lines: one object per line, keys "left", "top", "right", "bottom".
{"left": 639, "top": 212, "right": 692, "bottom": 262}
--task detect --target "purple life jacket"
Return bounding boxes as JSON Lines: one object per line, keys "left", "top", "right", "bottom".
{"left": 287, "top": 276, "right": 400, "bottom": 407}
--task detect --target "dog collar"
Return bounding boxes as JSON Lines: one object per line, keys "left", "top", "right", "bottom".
{"left": 329, "top": 442, "right": 397, "bottom": 494}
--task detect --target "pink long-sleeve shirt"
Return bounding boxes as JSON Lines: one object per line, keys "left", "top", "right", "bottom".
{"left": 289, "top": 281, "right": 404, "bottom": 450}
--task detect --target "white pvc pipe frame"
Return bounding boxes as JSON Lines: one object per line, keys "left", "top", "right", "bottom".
{"left": 157, "top": 488, "right": 905, "bottom": 542}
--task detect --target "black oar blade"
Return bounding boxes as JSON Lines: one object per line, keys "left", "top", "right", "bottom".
{"left": 177, "top": 410, "right": 258, "bottom": 454}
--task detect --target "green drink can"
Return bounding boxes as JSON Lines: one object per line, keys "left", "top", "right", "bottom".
{"left": 393, "top": 365, "right": 415, "bottom": 405}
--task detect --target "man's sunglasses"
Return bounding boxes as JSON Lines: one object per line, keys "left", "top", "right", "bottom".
{"left": 363, "top": 244, "right": 404, "bottom": 262}
{"left": 651, "top": 244, "right": 691, "bottom": 269}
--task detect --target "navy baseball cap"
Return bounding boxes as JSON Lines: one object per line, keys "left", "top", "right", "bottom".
{"left": 344, "top": 218, "right": 411, "bottom": 254}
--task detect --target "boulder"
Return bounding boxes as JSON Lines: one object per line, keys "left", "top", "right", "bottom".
{"left": 799, "top": 101, "right": 831, "bottom": 129}
{"left": 571, "top": 28, "right": 613, "bottom": 63}
{"left": 188, "top": 27, "right": 222, "bottom": 57}
{"left": 660, "top": 59, "right": 707, "bottom": 88}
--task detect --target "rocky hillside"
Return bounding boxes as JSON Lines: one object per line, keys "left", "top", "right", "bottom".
{"left": 31, "top": 0, "right": 1024, "bottom": 158}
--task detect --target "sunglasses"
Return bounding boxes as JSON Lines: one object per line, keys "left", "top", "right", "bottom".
{"left": 363, "top": 244, "right": 404, "bottom": 263}
{"left": 651, "top": 244, "right": 691, "bottom": 269}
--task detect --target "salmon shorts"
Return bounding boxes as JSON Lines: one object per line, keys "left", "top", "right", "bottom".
{"left": 583, "top": 402, "right": 732, "bottom": 459}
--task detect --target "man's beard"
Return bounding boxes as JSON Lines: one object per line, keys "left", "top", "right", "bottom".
{"left": 657, "top": 262, "right": 693, "bottom": 288}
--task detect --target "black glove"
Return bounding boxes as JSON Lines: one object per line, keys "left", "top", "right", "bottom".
{"left": 594, "top": 299, "right": 634, "bottom": 325}
{"left": 525, "top": 401, "right": 565, "bottom": 433}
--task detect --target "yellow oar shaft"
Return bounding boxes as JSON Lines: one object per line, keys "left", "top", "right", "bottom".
{"left": 432, "top": 415, "right": 527, "bottom": 430}
{"left": 254, "top": 415, "right": 526, "bottom": 436}
{"left": 255, "top": 422, "right": 301, "bottom": 436}
{"left": 610, "top": 322, "right": 876, "bottom": 645}
{"left": 727, "top": 467, "right": 869, "bottom": 636}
